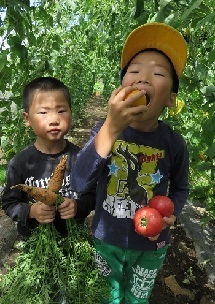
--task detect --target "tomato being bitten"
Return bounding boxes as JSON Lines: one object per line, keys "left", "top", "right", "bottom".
{"left": 134, "top": 207, "right": 163, "bottom": 237}
{"left": 125, "top": 89, "right": 147, "bottom": 107}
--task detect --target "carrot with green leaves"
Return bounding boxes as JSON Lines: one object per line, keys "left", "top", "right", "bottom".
{"left": 2, "top": 154, "right": 109, "bottom": 303}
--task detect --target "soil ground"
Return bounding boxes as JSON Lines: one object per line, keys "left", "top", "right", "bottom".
{"left": 0, "top": 95, "right": 215, "bottom": 303}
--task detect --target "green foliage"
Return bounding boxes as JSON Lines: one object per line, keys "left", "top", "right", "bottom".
{"left": 0, "top": 220, "right": 109, "bottom": 303}
{"left": 0, "top": 0, "right": 214, "bottom": 220}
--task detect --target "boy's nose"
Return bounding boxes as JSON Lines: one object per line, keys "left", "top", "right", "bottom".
{"left": 137, "top": 79, "right": 150, "bottom": 84}
{"left": 136, "top": 78, "right": 151, "bottom": 87}
{"left": 49, "top": 113, "right": 60, "bottom": 124}
{"left": 135, "top": 71, "right": 151, "bottom": 85}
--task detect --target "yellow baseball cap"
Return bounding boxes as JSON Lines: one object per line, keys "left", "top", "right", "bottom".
{"left": 121, "top": 22, "right": 187, "bottom": 78}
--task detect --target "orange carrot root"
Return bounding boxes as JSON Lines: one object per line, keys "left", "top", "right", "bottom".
{"left": 11, "top": 184, "right": 58, "bottom": 205}
{"left": 48, "top": 155, "right": 68, "bottom": 192}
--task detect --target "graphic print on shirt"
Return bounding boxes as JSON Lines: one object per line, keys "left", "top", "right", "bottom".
{"left": 24, "top": 174, "right": 78, "bottom": 199}
{"left": 103, "top": 140, "right": 164, "bottom": 219}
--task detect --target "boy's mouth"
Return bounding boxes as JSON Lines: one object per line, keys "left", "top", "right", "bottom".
{"left": 145, "top": 93, "right": 150, "bottom": 105}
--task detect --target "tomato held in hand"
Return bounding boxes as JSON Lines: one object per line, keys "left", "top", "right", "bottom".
{"left": 149, "top": 196, "right": 174, "bottom": 217}
{"left": 134, "top": 207, "right": 163, "bottom": 237}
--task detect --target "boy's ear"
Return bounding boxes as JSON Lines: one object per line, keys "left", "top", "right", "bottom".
{"left": 22, "top": 112, "right": 31, "bottom": 126}
{"left": 165, "top": 92, "right": 177, "bottom": 107}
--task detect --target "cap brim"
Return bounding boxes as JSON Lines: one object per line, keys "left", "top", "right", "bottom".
{"left": 121, "top": 22, "right": 187, "bottom": 78}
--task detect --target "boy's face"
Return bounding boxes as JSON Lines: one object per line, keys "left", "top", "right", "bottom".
{"left": 23, "top": 90, "right": 71, "bottom": 143}
{"left": 122, "top": 51, "right": 176, "bottom": 123}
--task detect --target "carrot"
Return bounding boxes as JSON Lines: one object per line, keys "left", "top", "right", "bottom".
{"left": 11, "top": 184, "right": 58, "bottom": 206}
{"left": 48, "top": 155, "right": 68, "bottom": 192}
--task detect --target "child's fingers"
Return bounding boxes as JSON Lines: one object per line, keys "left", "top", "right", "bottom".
{"left": 148, "top": 216, "right": 176, "bottom": 241}
{"left": 110, "top": 87, "right": 148, "bottom": 117}
{"left": 30, "top": 202, "right": 56, "bottom": 223}
{"left": 148, "top": 234, "right": 160, "bottom": 241}
{"left": 57, "top": 198, "right": 77, "bottom": 219}
{"left": 57, "top": 197, "right": 74, "bottom": 210}
{"left": 109, "top": 86, "right": 134, "bottom": 104}
{"left": 163, "top": 215, "right": 176, "bottom": 226}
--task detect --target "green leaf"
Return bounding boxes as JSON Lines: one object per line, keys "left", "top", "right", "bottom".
{"left": 208, "top": 50, "right": 215, "bottom": 65}
{"left": 134, "top": 0, "right": 145, "bottom": 19}
{"left": 0, "top": 0, "right": 7, "bottom": 7}
{"left": 0, "top": 165, "right": 6, "bottom": 184}
{"left": 181, "top": 0, "right": 202, "bottom": 21}
{"left": 196, "top": 163, "right": 212, "bottom": 171}
{"left": 159, "top": 0, "right": 172, "bottom": 9}
{"left": 195, "top": 12, "right": 215, "bottom": 31}
{"left": 206, "top": 143, "right": 215, "bottom": 159}
{"left": 0, "top": 51, "right": 7, "bottom": 72}
{"left": 205, "top": 86, "right": 215, "bottom": 103}
{"left": 152, "top": 10, "right": 165, "bottom": 22}
{"left": 202, "top": 118, "right": 215, "bottom": 146}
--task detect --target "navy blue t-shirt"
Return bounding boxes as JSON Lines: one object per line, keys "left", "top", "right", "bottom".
{"left": 71, "top": 121, "right": 189, "bottom": 251}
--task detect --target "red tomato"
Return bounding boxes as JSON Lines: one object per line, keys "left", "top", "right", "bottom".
{"left": 134, "top": 207, "right": 163, "bottom": 237}
{"left": 148, "top": 196, "right": 174, "bottom": 217}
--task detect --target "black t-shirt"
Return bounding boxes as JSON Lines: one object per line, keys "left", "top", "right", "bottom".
{"left": 2, "top": 140, "right": 95, "bottom": 236}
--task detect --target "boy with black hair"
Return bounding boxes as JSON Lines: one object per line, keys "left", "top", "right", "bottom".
{"left": 2, "top": 76, "right": 95, "bottom": 237}
{"left": 71, "top": 23, "right": 189, "bottom": 303}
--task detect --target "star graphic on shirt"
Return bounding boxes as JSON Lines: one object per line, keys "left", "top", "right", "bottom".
{"left": 150, "top": 169, "right": 163, "bottom": 184}
{"left": 108, "top": 161, "right": 119, "bottom": 177}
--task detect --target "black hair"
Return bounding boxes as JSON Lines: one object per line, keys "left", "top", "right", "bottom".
{"left": 120, "top": 48, "right": 179, "bottom": 93}
{"left": 23, "top": 76, "right": 71, "bottom": 112}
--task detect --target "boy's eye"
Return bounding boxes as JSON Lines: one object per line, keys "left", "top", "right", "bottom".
{"left": 129, "top": 70, "right": 139, "bottom": 74}
{"left": 154, "top": 73, "right": 164, "bottom": 77}
{"left": 38, "top": 111, "right": 47, "bottom": 114}
{"left": 58, "top": 109, "right": 66, "bottom": 113}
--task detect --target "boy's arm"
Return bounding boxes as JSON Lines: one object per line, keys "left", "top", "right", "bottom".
{"left": 168, "top": 139, "right": 190, "bottom": 217}
{"left": 75, "top": 188, "right": 96, "bottom": 219}
{"left": 1, "top": 162, "right": 38, "bottom": 234}
{"left": 71, "top": 86, "right": 148, "bottom": 193}
{"left": 95, "top": 86, "right": 148, "bottom": 158}
{"left": 149, "top": 141, "right": 189, "bottom": 242}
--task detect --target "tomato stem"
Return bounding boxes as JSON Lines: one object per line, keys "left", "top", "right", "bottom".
{"left": 140, "top": 217, "right": 147, "bottom": 227}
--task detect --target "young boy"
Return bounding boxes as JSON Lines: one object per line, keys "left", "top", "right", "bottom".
{"left": 71, "top": 23, "right": 189, "bottom": 303}
{"left": 2, "top": 76, "right": 95, "bottom": 237}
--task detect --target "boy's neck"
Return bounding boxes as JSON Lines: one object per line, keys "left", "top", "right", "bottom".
{"left": 34, "top": 138, "right": 67, "bottom": 155}
{"left": 130, "top": 120, "right": 159, "bottom": 132}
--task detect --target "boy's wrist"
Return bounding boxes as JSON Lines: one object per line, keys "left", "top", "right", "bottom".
{"left": 104, "top": 118, "right": 122, "bottom": 139}
{"left": 95, "top": 120, "right": 120, "bottom": 158}
{"left": 29, "top": 203, "right": 37, "bottom": 219}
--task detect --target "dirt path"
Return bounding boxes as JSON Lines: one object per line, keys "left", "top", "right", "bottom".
{"left": 0, "top": 95, "right": 215, "bottom": 303}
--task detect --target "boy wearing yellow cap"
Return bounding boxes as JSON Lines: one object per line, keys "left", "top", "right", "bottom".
{"left": 71, "top": 23, "right": 189, "bottom": 303}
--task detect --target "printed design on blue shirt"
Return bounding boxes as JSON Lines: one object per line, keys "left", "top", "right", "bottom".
{"left": 103, "top": 140, "right": 164, "bottom": 219}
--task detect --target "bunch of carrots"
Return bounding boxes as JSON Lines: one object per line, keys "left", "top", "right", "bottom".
{"left": 0, "top": 156, "right": 109, "bottom": 304}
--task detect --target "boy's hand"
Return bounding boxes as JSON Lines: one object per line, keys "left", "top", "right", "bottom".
{"left": 95, "top": 86, "right": 148, "bottom": 158}
{"left": 57, "top": 198, "right": 77, "bottom": 219}
{"left": 106, "top": 86, "right": 148, "bottom": 133}
{"left": 29, "top": 202, "right": 56, "bottom": 223}
{"left": 148, "top": 215, "right": 176, "bottom": 241}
